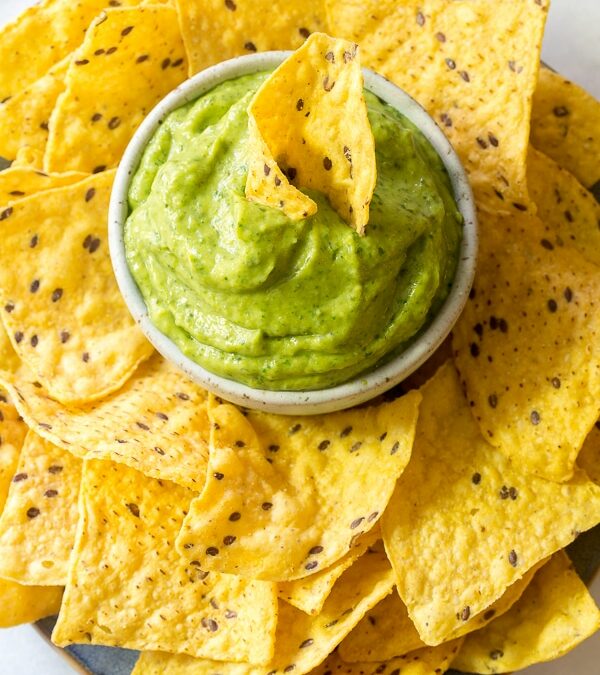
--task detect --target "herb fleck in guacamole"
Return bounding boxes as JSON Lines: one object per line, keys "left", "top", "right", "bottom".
{"left": 125, "top": 73, "right": 462, "bottom": 390}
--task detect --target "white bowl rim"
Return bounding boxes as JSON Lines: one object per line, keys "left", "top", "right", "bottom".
{"left": 109, "top": 50, "right": 478, "bottom": 415}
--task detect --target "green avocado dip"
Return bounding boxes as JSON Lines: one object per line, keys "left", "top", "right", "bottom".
{"left": 125, "top": 72, "right": 462, "bottom": 390}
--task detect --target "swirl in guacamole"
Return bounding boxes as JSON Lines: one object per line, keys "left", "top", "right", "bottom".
{"left": 125, "top": 72, "right": 462, "bottom": 390}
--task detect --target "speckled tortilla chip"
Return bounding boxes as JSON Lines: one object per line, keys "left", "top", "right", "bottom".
{"left": 313, "top": 640, "right": 463, "bottom": 675}
{"left": 0, "top": 171, "right": 153, "bottom": 404}
{"left": 0, "top": 431, "right": 81, "bottom": 586}
{"left": 0, "top": 167, "right": 87, "bottom": 204}
{"left": 175, "top": 0, "right": 326, "bottom": 75}
{"left": 0, "top": 0, "right": 145, "bottom": 103}
{"left": 132, "top": 545, "right": 395, "bottom": 675}
{"left": 453, "top": 552, "right": 600, "bottom": 674}
{"left": 52, "top": 459, "right": 277, "bottom": 662}
{"left": 0, "top": 56, "right": 70, "bottom": 163}
{"left": 0, "top": 580, "right": 63, "bottom": 628}
{"left": 531, "top": 68, "right": 600, "bottom": 192}
{"left": 339, "top": 561, "right": 543, "bottom": 661}
{"left": 44, "top": 6, "right": 187, "bottom": 173}
{"left": 278, "top": 528, "right": 380, "bottom": 615}
{"left": 247, "top": 33, "right": 376, "bottom": 233}
{"left": 578, "top": 422, "right": 600, "bottom": 486}
{"left": 452, "top": 210, "right": 600, "bottom": 481}
{"left": 0, "top": 395, "right": 28, "bottom": 511}
{"left": 527, "top": 147, "right": 600, "bottom": 266}
{"left": 0, "top": 353, "right": 210, "bottom": 489}
{"left": 177, "top": 392, "right": 420, "bottom": 581}
{"left": 381, "top": 362, "right": 600, "bottom": 646}
{"left": 327, "top": 0, "right": 548, "bottom": 212}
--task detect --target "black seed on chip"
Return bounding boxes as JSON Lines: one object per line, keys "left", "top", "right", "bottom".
{"left": 0, "top": 207, "right": 13, "bottom": 221}
{"left": 244, "top": 41, "right": 256, "bottom": 52}
{"left": 30, "top": 234, "right": 38, "bottom": 248}
{"left": 213, "top": 472, "right": 224, "bottom": 480}
{"left": 60, "top": 330, "right": 70, "bottom": 344}
{"left": 445, "top": 57, "right": 456, "bottom": 69}
{"left": 367, "top": 511, "right": 379, "bottom": 522}
{"left": 551, "top": 377, "right": 561, "bottom": 389}
{"left": 48, "top": 465, "right": 63, "bottom": 474}
{"left": 262, "top": 502, "right": 273, "bottom": 511}
{"left": 44, "top": 489, "right": 58, "bottom": 498}
{"left": 82, "top": 352, "right": 90, "bottom": 362}
{"left": 14, "top": 331, "right": 24, "bottom": 343}
{"left": 472, "top": 472, "right": 481, "bottom": 485}
{"left": 88, "top": 237, "right": 101, "bottom": 253}
{"left": 299, "top": 639, "right": 314, "bottom": 649}
{"left": 284, "top": 665, "right": 296, "bottom": 673}
{"left": 488, "top": 393, "right": 498, "bottom": 408}
{"left": 121, "top": 25, "right": 134, "bottom": 36}
{"left": 268, "top": 444, "right": 279, "bottom": 452}
{"left": 547, "top": 299, "right": 557, "bottom": 312}
{"left": 161, "top": 57, "right": 171, "bottom": 69}
{"left": 126, "top": 503, "right": 140, "bottom": 517}
{"left": 30, "top": 335, "right": 38, "bottom": 347}
{"left": 92, "top": 165, "right": 106, "bottom": 174}
{"left": 350, "top": 517, "right": 364, "bottom": 529}
{"left": 171, "top": 58, "right": 184, "bottom": 68}
{"left": 4, "top": 302, "right": 14, "bottom": 313}
{"left": 323, "top": 156, "right": 332, "bottom": 170}
{"left": 299, "top": 27, "right": 310, "bottom": 38}
{"left": 564, "top": 287, "right": 573, "bottom": 302}
{"left": 274, "top": 175, "right": 281, "bottom": 186}
{"left": 12, "top": 473, "right": 28, "bottom": 482}
{"left": 225, "top": 0, "right": 237, "bottom": 10}
{"left": 508, "top": 550, "right": 518, "bottom": 566}
{"left": 390, "top": 441, "right": 400, "bottom": 455}
{"left": 206, "top": 546, "right": 219, "bottom": 556}
{"left": 553, "top": 106, "right": 569, "bottom": 117}
{"left": 460, "top": 606, "right": 470, "bottom": 621}
{"left": 289, "top": 423, "right": 301, "bottom": 434}
{"left": 309, "top": 545, "right": 323, "bottom": 555}
{"left": 530, "top": 410, "right": 541, "bottom": 425}
{"left": 490, "top": 649, "right": 504, "bottom": 660}
{"left": 318, "top": 439, "right": 330, "bottom": 451}
{"left": 30, "top": 279, "right": 40, "bottom": 293}
{"left": 350, "top": 441, "right": 362, "bottom": 452}
{"left": 416, "top": 11, "right": 425, "bottom": 26}
{"left": 296, "top": 98, "right": 304, "bottom": 111}
{"left": 91, "top": 113, "right": 102, "bottom": 122}
{"left": 27, "top": 507, "right": 40, "bottom": 519}
{"left": 223, "top": 535, "right": 236, "bottom": 545}
{"left": 459, "top": 70, "right": 470, "bottom": 82}
{"left": 540, "top": 238, "right": 554, "bottom": 250}
{"left": 340, "top": 426, "right": 352, "bottom": 437}
{"left": 108, "top": 116, "right": 121, "bottom": 129}
{"left": 176, "top": 391, "right": 190, "bottom": 400}
{"left": 470, "top": 342, "right": 480, "bottom": 357}
{"left": 234, "top": 440, "right": 245, "bottom": 447}
{"left": 263, "top": 163, "right": 271, "bottom": 176}
{"left": 229, "top": 512, "right": 241, "bottom": 521}
{"left": 136, "top": 54, "right": 149, "bottom": 63}
{"left": 305, "top": 561, "right": 318, "bottom": 571}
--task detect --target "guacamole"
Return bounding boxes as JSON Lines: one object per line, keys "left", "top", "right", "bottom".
{"left": 125, "top": 73, "right": 462, "bottom": 390}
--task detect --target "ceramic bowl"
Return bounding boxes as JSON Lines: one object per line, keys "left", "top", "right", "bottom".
{"left": 109, "top": 51, "right": 477, "bottom": 414}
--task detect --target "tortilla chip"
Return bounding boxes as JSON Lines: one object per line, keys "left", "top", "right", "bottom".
{"left": 44, "top": 6, "right": 187, "bottom": 173}
{"left": 175, "top": 0, "right": 326, "bottom": 75}
{"left": 0, "top": 580, "right": 63, "bottom": 628}
{"left": 278, "top": 529, "right": 381, "bottom": 616}
{"left": 0, "top": 171, "right": 153, "bottom": 404}
{"left": 314, "top": 640, "right": 463, "bottom": 675}
{"left": 0, "top": 395, "right": 29, "bottom": 511}
{"left": 132, "top": 545, "right": 395, "bottom": 675}
{"left": 327, "top": 0, "right": 549, "bottom": 212}
{"left": 177, "top": 391, "right": 421, "bottom": 580}
{"left": 527, "top": 147, "right": 600, "bottom": 266}
{"left": 452, "top": 551, "right": 600, "bottom": 674}
{"left": 247, "top": 33, "right": 376, "bottom": 233}
{"left": 0, "top": 430, "right": 81, "bottom": 586}
{"left": 531, "top": 68, "right": 600, "bottom": 192}
{"left": 578, "top": 422, "right": 600, "bottom": 487}
{"left": 452, "top": 210, "right": 600, "bottom": 481}
{"left": 0, "top": 353, "right": 210, "bottom": 489}
{"left": 245, "top": 115, "right": 317, "bottom": 221}
{"left": 52, "top": 459, "right": 278, "bottom": 664}
{"left": 0, "top": 167, "right": 87, "bottom": 204}
{"left": 338, "top": 560, "right": 543, "bottom": 661}
{"left": 0, "top": 56, "right": 70, "bottom": 163}
{"left": 0, "top": 0, "right": 146, "bottom": 103}
{"left": 381, "top": 362, "right": 600, "bottom": 646}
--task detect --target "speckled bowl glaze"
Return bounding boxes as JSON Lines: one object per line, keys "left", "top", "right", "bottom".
{"left": 109, "top": 51, "right": 478, "bottom": 415}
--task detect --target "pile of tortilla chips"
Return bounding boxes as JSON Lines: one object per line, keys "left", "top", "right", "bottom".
{"left": 1, "top": 1, "right": 599, "bottom": 674}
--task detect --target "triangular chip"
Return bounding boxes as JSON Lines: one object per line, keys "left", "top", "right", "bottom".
{"left": 52, "top": 459, "right": 278, "bottom": 664}
{"left": 381, "top": 362, "right": 600, "bottom": 645}
{"left": 338, "top": 560, "right": 543, "bottom": 662}
{"left": 0, "top": 430, "right": 81, "bottom": 586}
{"left": 0, "top": 353, "right": 210, "bottom": 489}
{"left": 531, "top": 67, "right": 600, "bottom": 191}
{"left": 132, "top": 545, "right": 395, "bottom": 675}
{"left": 0, "top": 171, "right": 154, "bottom": 404}
{"left": 278, "top": 529, "right": 380, "bottom": 616}
{"left": 327, "top": 0, "right": 549, "bottom": 212}
{"left": 452, "top": 210, "right": 600, "bottom": 481}
{"left": 44, "top": 6, "right": 187, "bottom": 172}
{"left": 452, "top": 551, "right": 600, "bottom": 674}
{"left": 0, "top": 167, "right": 87, "bottom": 205}
{"left": 176, "top": 392, "right": 421, "bottom": 580}
{"left": 0, "top": 56, "right": 70, "bottom": 164}
{"left": 175, "top": 0, "right": 327, "bottom": 75}
{"left": 247, "top": 32, "right": 376, "bottom": 233}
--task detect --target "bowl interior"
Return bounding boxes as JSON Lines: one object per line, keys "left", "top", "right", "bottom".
{"left": 109, "top": 51, "right": 478, "bottom": 414}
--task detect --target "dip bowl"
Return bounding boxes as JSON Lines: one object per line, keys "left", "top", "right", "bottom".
{"left": 109, "top": 51, "right": 478, "bottom": 415}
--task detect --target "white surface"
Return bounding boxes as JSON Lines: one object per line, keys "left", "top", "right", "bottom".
{"left": 0, "top": 0, "right": 599, "bottom": 673}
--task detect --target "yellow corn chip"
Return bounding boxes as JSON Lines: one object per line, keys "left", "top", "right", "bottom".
{"left": 0, "top": 0, "right": 144, "bottom": 103}
{"left": 278, "top": 529, "right": 380, "bottom": 616}
{"left": 578, "top": 422, "right": 600, "bottom": 487}
{"left": 177, "top": 392, "right": 420, "bottom": 580}
{"left": 0, "top": 430, "right": 81, "bottom": 586}
{"left": 531, "top": 68, "right": 600, "bottom": 191}
{"left": 0, "top": 167, "right": 87, "bottom": 204}
{"left": 247, "top": 33, "right": 376, "bottom": 233}
{"left": 452, "top": 210, "right": 600, "bottom": 481}
{"left": 0, "top": 395, "right": 28, "bottom": 511}
{"left": 339, "top": 560, "right": 544, "bottom": 662}
{"left": 245, "top": 115, "right": 317, "bottom": 221}
{"left": 0, "top": 56, "right": 70, "bottom": 163}
{"left": 381, "top": 362, "right": 600, "bottom": 645}
{"left": 44, "top": 6, "right": 187, "bottom": 173}
{"left": 52, "top": 459, "right": 278, "bottom": 664}
{"left": 452, "top": 551, "right": 600, "bottom": 674}
{"left": 527, "top": 147, "right": 600, "bottom": 267}
{"left": 315, "top": 640, "right": 463, "bottom": 675}
{"left": 132, "top": 545, "right": 395, "bottom": 675}
{"left": 0, "top": 353, "right": 210, "bottom": 489}
{"left": 326, "top": 0, "right": 549, "bottom": 212}
{"left": 175, "top": 0, "right": 327, "bottom": 75}
{"left": 0, "top": 580, "right": 63, "bottom": 628}
{"left": 0, "top": 171, "right": 153, "bottom": 404}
